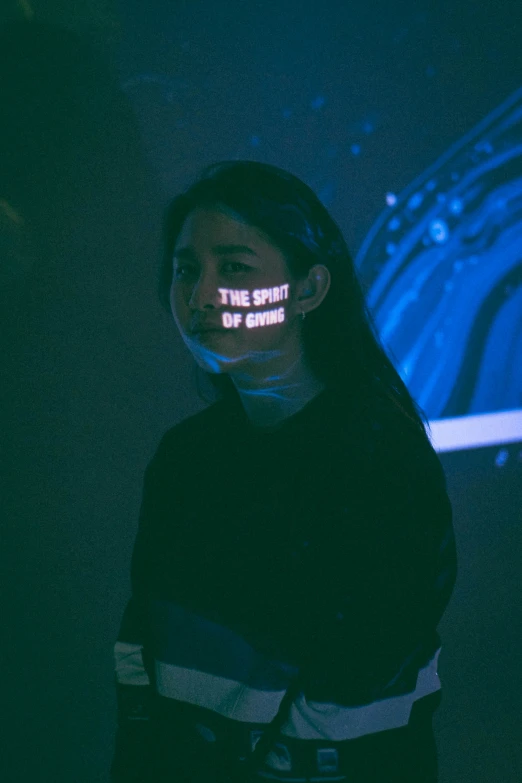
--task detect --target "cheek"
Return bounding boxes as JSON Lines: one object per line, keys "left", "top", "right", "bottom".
{"left": 240, "top": 303, "right": 289, "bottom": 334}
{"left": 169, "top": 284, "right": 184, "bottom": 317}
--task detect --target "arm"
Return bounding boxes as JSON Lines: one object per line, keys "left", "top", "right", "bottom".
{"left": 110, "top": 598, "right": 155, "bottom": 782}
{"left": 247, "top": 429, "right": 458, "bottom": 779}
{"left": 299, "top": 434, "right": 457, "bottom": 703}
{"left": 110, "top": 449, "right": 164, "bottom": 782}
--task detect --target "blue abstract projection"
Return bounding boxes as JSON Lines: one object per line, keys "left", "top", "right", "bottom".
{"left": 356, "top": 87, "right": 522, "bottom": 420}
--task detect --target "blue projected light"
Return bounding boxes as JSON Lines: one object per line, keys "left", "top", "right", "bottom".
{"left": 178, "top": 281, "right": 296, "bottom": 397}
{"left": 311, "top": 95, "right": 326, "bottom": 110}
{"left": 356, "top": 87, "right": 522, "bottom": 453}
{"left": 428, "top": 219, "right": 449, "bottom": 244}
{"left": 217, "top": 283, "right": 290, "bottom": 329}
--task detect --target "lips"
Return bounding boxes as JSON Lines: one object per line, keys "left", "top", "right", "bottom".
{"left": 192, "top": 326, "right": 226, "bottom": 334}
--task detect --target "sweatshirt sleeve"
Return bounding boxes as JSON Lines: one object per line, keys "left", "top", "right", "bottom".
{"left": 247, "top": 423, "right": 458, "bottom": 779}
{"left": 299, "top": 427, "right": 458, "bottom": 703}
{"left": 110, "top": 445, "right": 165, "bottom": 783}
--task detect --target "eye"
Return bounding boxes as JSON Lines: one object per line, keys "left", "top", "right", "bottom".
{"left": 223, "top": 261, "right": 251, "bottom": 273}
{"left": 173, "top": 265, "right": 192, "bottom": 279}
{"left": 173, "top": 261, "right": 251, "bottom": 279}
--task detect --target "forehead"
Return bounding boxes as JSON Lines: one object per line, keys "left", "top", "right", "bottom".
{"left": 174, "top": 206, "right": 287, "bottom": 264}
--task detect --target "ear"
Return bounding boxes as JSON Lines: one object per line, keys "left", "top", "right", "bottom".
{"left": 297, "top": 264, "right": 331, "bottom": 315}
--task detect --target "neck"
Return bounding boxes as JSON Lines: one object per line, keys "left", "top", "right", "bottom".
{"left": 231, "top": 359, "right": 326, "bottom": 430}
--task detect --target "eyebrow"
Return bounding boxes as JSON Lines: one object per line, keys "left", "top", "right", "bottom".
{"left": 173, "top": 244, "right": 259, "bottom": 260}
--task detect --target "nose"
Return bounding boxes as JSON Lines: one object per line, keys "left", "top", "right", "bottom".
{"left": 187, "top": 270, "right": 223, "bottom": 312}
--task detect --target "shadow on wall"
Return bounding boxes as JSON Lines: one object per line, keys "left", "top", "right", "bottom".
{"left": 0, "top": 20, "right": 175, "bottom": 783}
{"left": 0, "top": 19, "right": 160, "bottom": 334}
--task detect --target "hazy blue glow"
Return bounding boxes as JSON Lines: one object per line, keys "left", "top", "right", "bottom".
{"left": 356, "top": 86, "right": 522, "bottom": 422}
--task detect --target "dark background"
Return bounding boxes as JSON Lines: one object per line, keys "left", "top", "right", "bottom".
{"left": 1, "top": 1, "right": 521, "bottom": 780}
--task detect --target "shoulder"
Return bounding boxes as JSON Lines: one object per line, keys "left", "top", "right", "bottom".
{"left": 347, "top": 404, "right": 452, "bottom": 555}
{"left": 153, "top": 398, "right": 230, "bottom": 464}
{"left": 357, "top": 396, "right": 447, "bottom": 497}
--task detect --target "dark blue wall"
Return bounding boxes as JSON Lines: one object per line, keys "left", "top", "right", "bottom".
{"left": 2, "top": 2, "right": 521, "bottom": 780}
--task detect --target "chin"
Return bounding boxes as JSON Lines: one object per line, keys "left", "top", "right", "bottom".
{"left": 190, "top": 350, "right": 226, "bottom": 373}
{"left": 194, "top": 357, "right": 225, "bottom": 374}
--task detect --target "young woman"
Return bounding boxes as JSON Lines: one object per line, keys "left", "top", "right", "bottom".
{"left": 110, "top": 161, "right": 458, "bottom": 782}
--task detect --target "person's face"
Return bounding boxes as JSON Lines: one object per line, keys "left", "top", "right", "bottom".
{"left": 169, "top": 206, "right": 307, "bottom": 379}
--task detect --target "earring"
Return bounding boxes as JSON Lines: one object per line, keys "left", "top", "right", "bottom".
{"left": 301, "top": 288, "right": 312, "bottom": 320}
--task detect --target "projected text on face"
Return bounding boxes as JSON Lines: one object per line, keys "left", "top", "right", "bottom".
{"left": 217, "top": 284, "right": 290, "bottom": 329}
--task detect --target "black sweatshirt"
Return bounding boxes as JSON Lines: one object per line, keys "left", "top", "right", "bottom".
{"left": 110, "top": 385, "right": 458, "bottom": 782}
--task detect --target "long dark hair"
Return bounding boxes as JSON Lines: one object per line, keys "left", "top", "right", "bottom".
{"left": 158, "top": 160, "right": 431, "bottom": 441}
